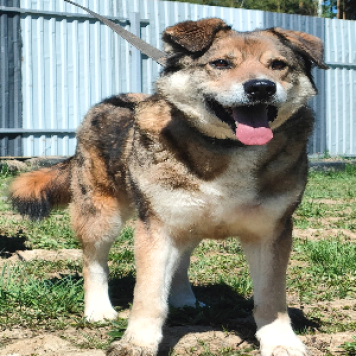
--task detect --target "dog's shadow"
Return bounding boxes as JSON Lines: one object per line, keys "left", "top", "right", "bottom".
{"left": 109, "top": 279, "right": 320, "bottom": 355}
{"left": 109, "top": 273, "right": 136, "bottom": 309}
{"left": 0, "top": 233, "right": 28, "bottom": 258}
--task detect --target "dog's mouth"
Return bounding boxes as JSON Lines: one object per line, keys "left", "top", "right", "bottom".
{"left": 206, "top": 99, "right": 279, "bottom": 146}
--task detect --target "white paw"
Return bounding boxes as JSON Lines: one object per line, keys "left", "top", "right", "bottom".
{"left": 114, "top": 317, "right": 162, "bottom": 355}
{"left": 257, "top": 317, "right": 309, "bottom": 356}
{"left": 85, "top": 306, "right": 118, "bottom": 322}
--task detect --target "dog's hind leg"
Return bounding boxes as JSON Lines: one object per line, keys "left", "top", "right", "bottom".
{"left": 169, "top": 241, "right": 200, "bottom": 308}
{"left": 240, "top": 218, "right": 309, "bottom": 356}
{"left": 107, "top": 219, "right": 186, "bottom": 356}
{"left": 71, "top": 194, "right": 123, "bottom": 322}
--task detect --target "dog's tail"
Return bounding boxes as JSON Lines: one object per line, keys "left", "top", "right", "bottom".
{"left": 9, "top": 158, "right": 72, "bottom": 219}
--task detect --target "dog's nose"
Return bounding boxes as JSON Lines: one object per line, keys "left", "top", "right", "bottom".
{"left": 244, "top": 79, "right": 276, "bottom": 100}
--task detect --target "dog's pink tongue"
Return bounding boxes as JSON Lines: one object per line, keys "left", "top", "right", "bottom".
{"left": 236, "top": 124, "right": 273, "bottom": 146}
{"left": 233, "top": 105, "right": 273, "bottom": 146}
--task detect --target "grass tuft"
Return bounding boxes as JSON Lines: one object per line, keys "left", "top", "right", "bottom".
{"left": 341, "top": 336, "right": 356, "bottom": 356}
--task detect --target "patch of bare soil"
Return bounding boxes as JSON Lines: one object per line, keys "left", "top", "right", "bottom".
{"left": 302, "top": 332, "right": 356, "bottom": 356}
{"left": 311, "top": 217, "right": 349, "bottom": 229}
{"left": 294, "top": 228, "right": 356, "bottom": 240}
{"left": 0, "top": 249, "right": 82, "bottom": 267}
{"left": 0, "top": 335, "right": 105, "bottom": 356}
{"left": 299, "top": 298, "right": 356, "bottom": 321}
{"left": 163, "top": 329, "right": 356, "bottom": 356}
{"left": 159, "top": 325, "right": 251, "bottom": 355}
{"left": 0, "top": 326, "right": 252, "bottom": 356}
{"left": 0, "top": 211, "right": 22, "bottom": 217}
{"left": 15, "top": 249, "right": 82, "bottom": 262}
{"left": 307, "top": 198, "right": 356, "bottom": 205}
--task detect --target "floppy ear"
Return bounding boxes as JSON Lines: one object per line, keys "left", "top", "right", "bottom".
{"left": 163, "top": 18, "right": 230, "bottom": 53}
{"left": 271, "top": 28, "right": 329, "bottom": 69}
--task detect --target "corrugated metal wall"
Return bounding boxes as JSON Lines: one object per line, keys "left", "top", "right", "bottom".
{"left": 0, "top": 0, "right": 22, "bottom": 156}
{"left": 1, "top": 0, "right": 355, "bottom": 156}
{"left": 20, "top": 0, "right": 139, "bottom": 156}
{"left": 325, "top": 18, "right": 356, "bottom": 156}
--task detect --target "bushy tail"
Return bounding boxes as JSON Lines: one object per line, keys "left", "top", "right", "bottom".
{"left": 9, "top": 158, "right": 72, "bottom": 219}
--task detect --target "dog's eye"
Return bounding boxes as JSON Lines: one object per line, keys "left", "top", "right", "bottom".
{"left": 210, "top": 59, "right": 231, "bottom": 69}
{"left": 271, "top": 60, "right": 287, "bottom": 70}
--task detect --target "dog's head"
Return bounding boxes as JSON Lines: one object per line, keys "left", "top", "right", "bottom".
{"left": 156, "top": 19, "right": 328, "bottom": 145}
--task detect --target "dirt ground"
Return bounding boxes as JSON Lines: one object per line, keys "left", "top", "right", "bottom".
{"left": 1, "top": 246, "right": 355, "bottom": 356}
{"left": 0, "top": 318, "right": 354, "bottom": 356}
{"left": 1, "top": 319, "right": 355, "bottom": 356}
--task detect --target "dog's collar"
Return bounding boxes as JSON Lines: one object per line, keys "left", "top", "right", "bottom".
{"left": 64, "top": 0, "right": 168, "bottom": 67}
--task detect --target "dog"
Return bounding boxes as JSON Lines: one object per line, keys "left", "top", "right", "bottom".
{"left": 10, "top": 18, "right": 328, "bottom": 356}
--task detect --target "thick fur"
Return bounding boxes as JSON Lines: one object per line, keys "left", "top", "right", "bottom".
{"left": 10, "top": 20, "right": 328, "bottom": 356}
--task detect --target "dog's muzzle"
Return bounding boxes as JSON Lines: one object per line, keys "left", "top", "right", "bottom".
{"left": 206, "top": 78, "right": 280, "bottom": 146}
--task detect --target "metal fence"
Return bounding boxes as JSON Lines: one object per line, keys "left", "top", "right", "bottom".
{"left": 325, "top": 19, "right": 356, "bottom": 156}
{"left": 0, "top": 0, "right": 22, "bottom": 156}
{"left": 0, "top": 0, "right": 355, "bottom": 157}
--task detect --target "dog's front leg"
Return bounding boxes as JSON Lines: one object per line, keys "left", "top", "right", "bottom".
{"left": 240, "top": 218, "right": 309, "bottom": 356}
{"left": 107, "top": 219, "right": 182, "bottom": 356}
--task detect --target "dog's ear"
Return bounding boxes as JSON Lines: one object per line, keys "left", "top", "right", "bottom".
{"left": 271, "top": 28, "right": 329, "bottom": 69}
{"left": 163, "top": 18, "right": 230, "bottom": 53}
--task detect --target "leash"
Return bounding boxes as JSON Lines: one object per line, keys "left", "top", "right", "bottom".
{"left": 64, "top": 0, "right": 168, "bottom": 67}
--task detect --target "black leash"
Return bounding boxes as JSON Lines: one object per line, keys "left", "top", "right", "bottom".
{"left": 64, "top": 0, "right": 168, "bottom": 67}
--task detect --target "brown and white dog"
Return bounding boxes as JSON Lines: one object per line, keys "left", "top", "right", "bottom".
{"left": 10, "top": 18, "right": 328, "bottom": 356}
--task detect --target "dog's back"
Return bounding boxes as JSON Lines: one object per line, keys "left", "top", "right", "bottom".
{"left": 9, "top": 93, "right": 147, "bottom": 220}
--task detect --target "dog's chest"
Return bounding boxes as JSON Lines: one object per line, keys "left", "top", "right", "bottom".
{"left": 136, "top": 148, "right": 294, "bottom": 239}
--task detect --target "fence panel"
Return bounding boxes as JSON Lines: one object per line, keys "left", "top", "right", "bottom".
{"left": 0, "top": 0, "right": 22, "bottom": 156}
{"left": 19, "top": 0, "right": 140, "bottom": 156}
{"left": 325, "top": 18, "right": 356, "bottom": 156}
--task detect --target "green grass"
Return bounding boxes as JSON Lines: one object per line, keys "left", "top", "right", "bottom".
{"left": 0, "top": 166, "right": 13, "bottom": 212}
{"left": 0, "top": 264, "right": 84, "bottom": 327}
{"left": 306, "top": 164, "right": 356, "bottom": 199}
{"left": 342, "top": 337, "right": 356, "bottom": 356}
{"left": 0, "top": 164, "right": 355, "bottom": 354}
{"left": 294, "top": 165, "right": 356, "bottom": 229}
{"left": 290, "top": 239, "right": 356, "bottom": 300}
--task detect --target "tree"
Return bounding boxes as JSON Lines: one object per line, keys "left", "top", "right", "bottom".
{"left": 337, "top": 0, "right": 356, "bottom": 19}
{"left": 322, "top": 0, "right": 356, "bottom": 19}
{"left": 164, "top": 0, "right": 318, "bottom": 16}
{"left": 242, "top": 0, "right": 317, "bottom": 15}
{"left": 164, "top": 0, "right": 356, "bottom": 18}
